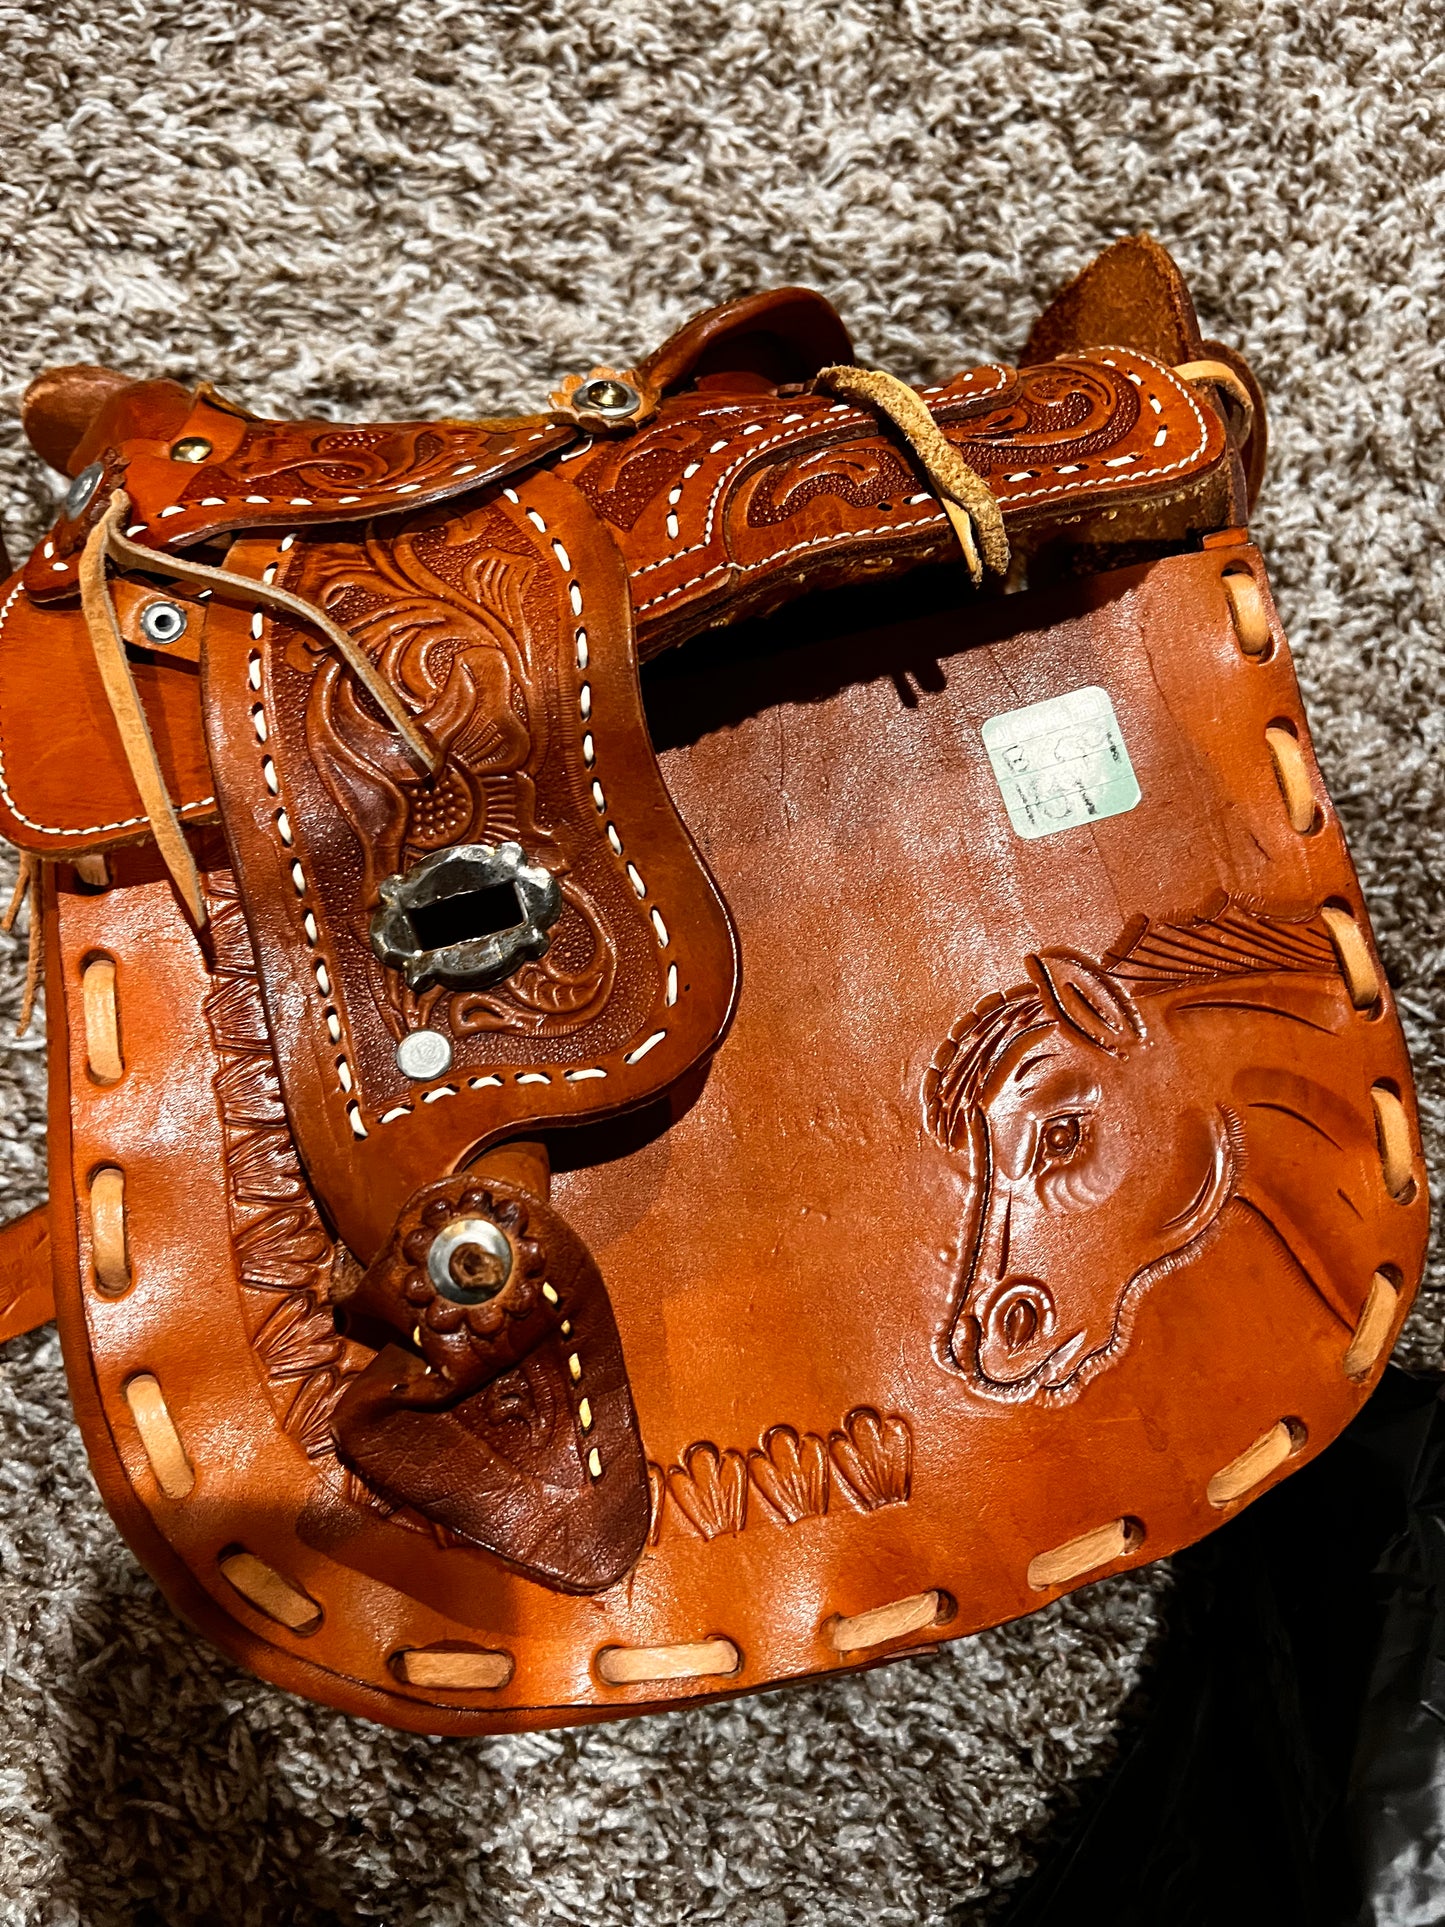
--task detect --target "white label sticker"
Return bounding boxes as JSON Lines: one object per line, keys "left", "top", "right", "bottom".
{"left": 981, "top": 686, "right": 1141, "bottom": 841}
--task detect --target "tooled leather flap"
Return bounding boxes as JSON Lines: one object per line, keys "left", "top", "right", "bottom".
{"left": 590, "top": 349, "right": 1231, "bottom": 653}
{"left": 24, "top": 385, "right": 578, "bottom": 605}
{"left": 200, "top": 467, "right": 739, "bottom": 1264}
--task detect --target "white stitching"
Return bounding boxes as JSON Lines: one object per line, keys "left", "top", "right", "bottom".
{"left": 368, "top": 490, "right": 679, "bottom": 1122}
{"left": 633, "top": 353, "right": 1214, "bottom": 616}
{"left": 631, "top": 364, "right": 1016, "bottom": 582}
{"left": 0, "top": 579, "right": 217, "bottom": 836}
{"left": 247, "top": 617, "right": 356, "bottom": 1117}
{"left": 634, "top": 512, "right": 940, "bottom": 613}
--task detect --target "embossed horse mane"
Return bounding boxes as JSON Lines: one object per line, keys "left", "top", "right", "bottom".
{"left": 924, "top": 899, "right": 1360, "bottom": 1406}
{"left": 925, "top": 898, "right": 1341, "bottom": 1142}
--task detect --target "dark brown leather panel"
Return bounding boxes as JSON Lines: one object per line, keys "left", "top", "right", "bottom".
{"left": 333, "top": 1169, "right": 650, "bottom": 1593}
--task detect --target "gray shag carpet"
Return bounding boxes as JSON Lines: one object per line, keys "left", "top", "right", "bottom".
{"left": 1, "top": 3, "right": 1442, "bottom": 1920}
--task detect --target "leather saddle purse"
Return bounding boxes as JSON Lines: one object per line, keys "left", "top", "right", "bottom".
{"left": 0, "top": 236, "right": 1425, "bottom": 1733}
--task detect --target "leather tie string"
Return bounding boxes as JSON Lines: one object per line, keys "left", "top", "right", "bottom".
{"left": 1, "top": 851, "right": 42, "bottom": 1036}
{"left": 814, "top": 366, "right": 1009, "bottom": 586}
{"left": 78, "top": 491, "right": 440, "bottom": 926}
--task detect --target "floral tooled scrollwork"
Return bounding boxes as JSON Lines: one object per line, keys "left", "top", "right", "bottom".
{"left": 179, "top": 423, "right": 509, "bottom": 506}
{"left": 947, "top": 361, "right": 1141, "bottom": 472}
{"left": 292, "top": 514, "right": 616, "bottom": 1038}
{"left": 743, "top": 362, "right": 1141, "bottom": 529}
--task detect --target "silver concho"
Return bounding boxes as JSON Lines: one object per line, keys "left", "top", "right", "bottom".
{"left": 426, "top": 1218, "right": 513, "bottom": 1304}
{"left": 370, "top": 841, "right": 562, "bottom": 992}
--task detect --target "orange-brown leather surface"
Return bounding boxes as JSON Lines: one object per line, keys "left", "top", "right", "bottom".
{"left": 10, "top": 245, "right": 1418, "bottom": 1734}
{"left": 45, "top": 543, "right": 1426, "bottom": 1733}
{"left": 0, "top": 1203, "right": 54, "bottom": 1343}
{"left": 0, "top": 348, "right": 1227, "bottom": 860}
{"left": 199, "top": 469, "right": 740, "bottom": 1263}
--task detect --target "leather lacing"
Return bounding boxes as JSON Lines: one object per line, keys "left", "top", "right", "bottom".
{"left": 813, "top": 365, "right": 1009, "bottom": 585}
{"left": 75, "top": 490, "right": 440, "bottom": 927}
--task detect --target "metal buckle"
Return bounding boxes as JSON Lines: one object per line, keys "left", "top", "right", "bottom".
{"left": 370, "top": 841, "right": 562, "bottom": 991}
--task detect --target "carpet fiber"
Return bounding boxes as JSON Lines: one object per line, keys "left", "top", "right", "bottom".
{"left": 0, "top": 3, "right": 1441, "bottom": 1920}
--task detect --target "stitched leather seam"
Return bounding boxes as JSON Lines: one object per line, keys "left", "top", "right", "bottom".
{"left": 247, "top": 512, "right": 681, "bottom": 1133}
{"left": 39, "top": 430, "right": 561, "bottom": 579}
{"left": 156, "top": 427, "right": 555, "bottom": 516}
{"left": 632, "top": 355, "right": 1216, "bottom": 616}
{"left": 0, "top": 579, "right": 217, "bottom": 837}
{"left": 630, "top": 364, "right": 1016, "bottom": 580}
{"left": 633, "top": 512, "right": 943, "bottom": 614}
{"left": 244, "top": 540, "right": 364, "bottom": 1128}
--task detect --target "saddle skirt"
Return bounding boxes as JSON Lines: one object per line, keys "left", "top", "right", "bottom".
{"left": 0, "top": 237, "right": 1425, "bottom": 1732}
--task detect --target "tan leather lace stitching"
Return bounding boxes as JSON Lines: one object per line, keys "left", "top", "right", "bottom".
{"left": 1172, "top": 360, "right": 1256, "bottom": 437}
{"left": 814, "top": 366, "right": 1009, "bottom": 586}
{"left": 79, "top": 492, "right": 442, "bottom": 926}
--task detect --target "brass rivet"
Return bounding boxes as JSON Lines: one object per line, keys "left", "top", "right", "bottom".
{"left": 576, "top": 377, "right": 641, "bottom": 418}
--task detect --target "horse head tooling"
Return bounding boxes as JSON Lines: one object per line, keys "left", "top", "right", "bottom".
{"left": 0, "top": 238, "right": 1425, "bottom": 1733}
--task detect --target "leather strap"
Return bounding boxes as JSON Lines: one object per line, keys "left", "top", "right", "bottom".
{"left": 0, "top": 1203, "right": 54, "bottom": 1343}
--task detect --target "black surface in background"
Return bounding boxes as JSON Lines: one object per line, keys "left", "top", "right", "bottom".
{"left": 990, "top": 1366, "right": 1445, "bottom": 1927}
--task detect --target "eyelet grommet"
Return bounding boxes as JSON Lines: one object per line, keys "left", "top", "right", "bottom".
{"left": 139, "top": 600, "right": 188, "bottom": 646}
